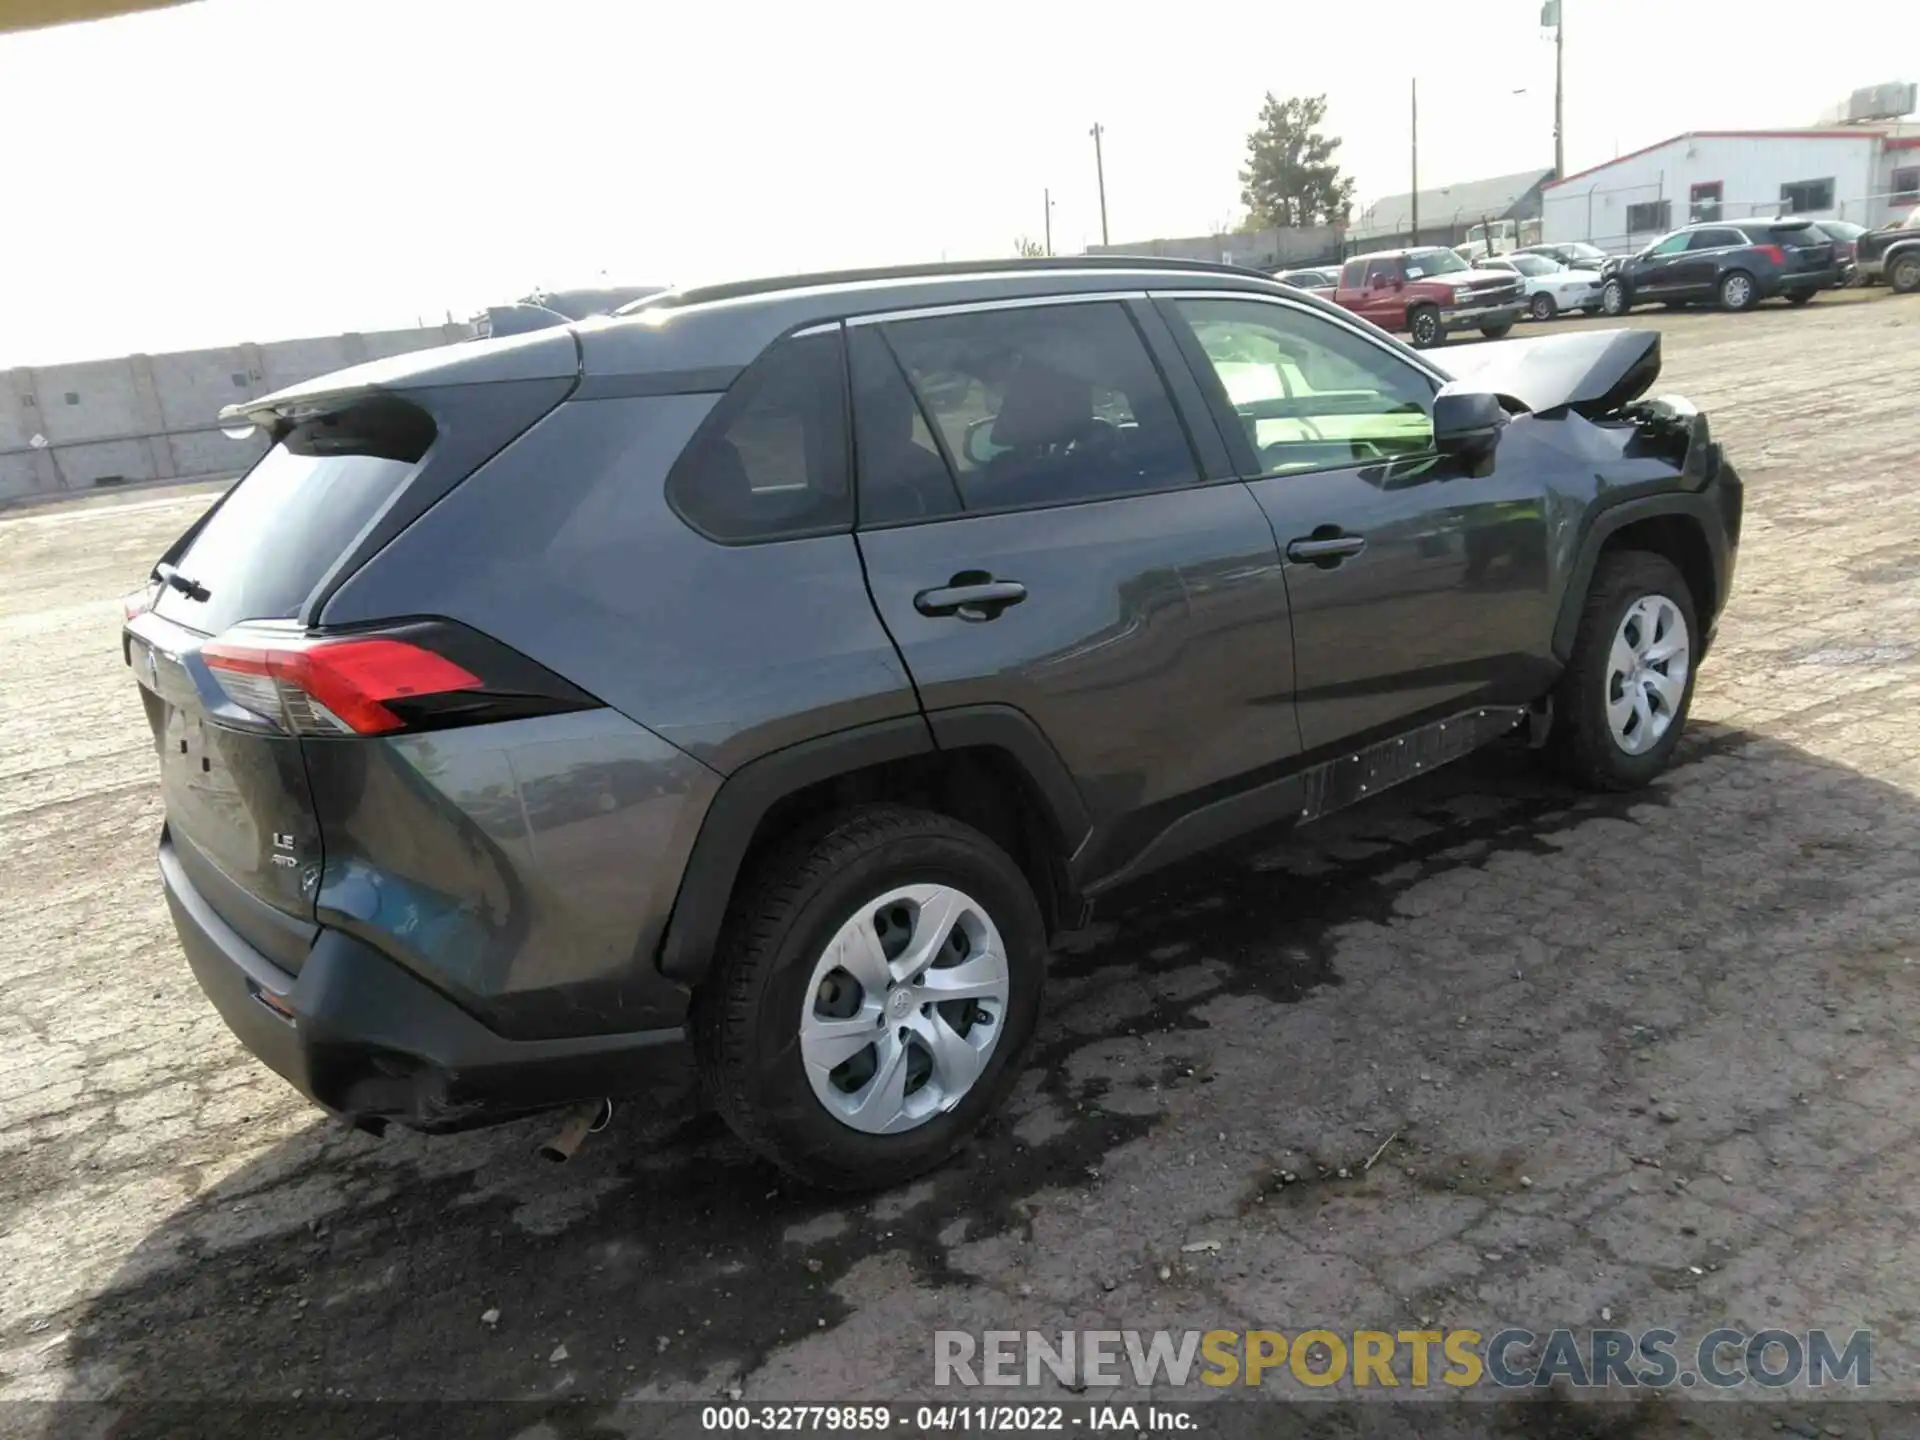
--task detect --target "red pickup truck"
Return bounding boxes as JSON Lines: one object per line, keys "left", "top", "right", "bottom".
{"left": 1333, "top": 246, "right": 1527, "bottom": 349}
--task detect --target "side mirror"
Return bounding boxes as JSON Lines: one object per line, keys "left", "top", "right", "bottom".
{"left": 1433, "top": 389, "right": 1508, "bottom": 472}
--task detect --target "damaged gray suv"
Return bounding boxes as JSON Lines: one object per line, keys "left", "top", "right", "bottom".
{"left": 123, "top": 258, "right": 1742, "bottom": 1189}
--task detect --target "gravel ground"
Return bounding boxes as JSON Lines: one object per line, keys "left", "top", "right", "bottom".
{"left": 3, "top": 291, "right": 1919, "bottom": 1436}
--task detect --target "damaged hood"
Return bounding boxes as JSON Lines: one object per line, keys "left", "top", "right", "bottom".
{"left": 1430, "top": 327, "right": 1661, "bottom": 419}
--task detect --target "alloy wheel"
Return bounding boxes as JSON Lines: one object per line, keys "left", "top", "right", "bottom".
{"left": 1722, "top": 273, "right": 1753, "bottom": 309}
{"left": 1605, "top": 594, "right": 1691, "bottom": 756}
{"left": 799, "top": 884, "right": 1010, "bottom": 1134}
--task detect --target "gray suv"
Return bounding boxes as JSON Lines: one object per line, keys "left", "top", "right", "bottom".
{"left": 123, "top": 258, "right": 1743, "bottom": 1189}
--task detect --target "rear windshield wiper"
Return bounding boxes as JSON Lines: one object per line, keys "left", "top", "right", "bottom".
{"left": 155, "top": 562, "right": 211, "bottom": 603}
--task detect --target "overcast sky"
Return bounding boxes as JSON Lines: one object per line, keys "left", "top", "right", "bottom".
{"left": 0, "top": 0, "right": 1906, "bottom": 366}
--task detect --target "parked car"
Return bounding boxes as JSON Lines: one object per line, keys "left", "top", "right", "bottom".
{"left": 122, "top": 256, "right": 1742, "bottom": 1190}
{"left": 1597, "top": 219, "right": 1839, "bottom": 315}
{"left": 1516, "top": 242, "right": 1612, "bottom": 271}
{"left": 1332, "top": 247, "right": 1526, "bottom": 348}
{"left": 1477, "top": 253, "right": 1604, "bottom": 320}
{"left": 1274, "top": 267, "right": 1338, "bottom": 295}
{"left": 1855, "top": 209, "right": 1920, "bottom": 292}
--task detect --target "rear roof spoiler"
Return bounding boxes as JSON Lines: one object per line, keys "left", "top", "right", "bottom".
{"left": 219, "top": 326, "right": 583, "bottom": 432}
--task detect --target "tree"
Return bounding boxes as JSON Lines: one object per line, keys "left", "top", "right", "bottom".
{"left": 1238, "top": 93, "right": 1356, "bottom": 229}
{"left": 1013, "top": 235, "right": 1047, "bottom": 258}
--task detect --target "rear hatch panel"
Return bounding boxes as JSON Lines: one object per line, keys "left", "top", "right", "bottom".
{"left": 129, "top": 334, "right": 582, "bottom": 975}
{"left": 131, "top": 612, "right": 322, "bottom": 970}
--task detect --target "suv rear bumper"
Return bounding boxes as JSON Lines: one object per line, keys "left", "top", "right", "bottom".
{"left": 160, "top": 833, "right": 692, "bottom": 1133}
{"left": 1768, "top": 265, "right": 1840, "bottom": 296}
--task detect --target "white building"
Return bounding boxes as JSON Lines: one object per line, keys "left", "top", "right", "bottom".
{"left": 1541, "top": 126, "right": 1920, "bottom": 250}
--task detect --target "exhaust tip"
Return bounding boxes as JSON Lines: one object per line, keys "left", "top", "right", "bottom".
{"left": 538, "top": 1099, "right": 613, "bottom": 1163}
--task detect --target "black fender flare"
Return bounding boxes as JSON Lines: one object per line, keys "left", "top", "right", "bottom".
{"left": 655, "top": 705, "right": 1090, "bottom": 985}
{"left": 1550, "top": 489, "right": 1731, "bottom": 663}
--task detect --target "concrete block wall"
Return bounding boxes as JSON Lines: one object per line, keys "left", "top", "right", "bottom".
{"left": 0, "top": 323, "right": 473, "bottom": 504}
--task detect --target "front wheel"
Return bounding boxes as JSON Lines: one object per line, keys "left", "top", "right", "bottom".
{"left": 1891, "top": 253, "right": 1920, "bottom": 295}
{"left": 1408, "top": 305, "right": 1445, "bottom": 348}
{"left": 1600, "top": 278, "right": 1629, "bottom": 316}
{"left": 1718, "top": 269, "right": 1759, "bottom": 311}
{"left": 694, "top": 805, "right": 1046, "bottom": 1191}
{"left": 1547, "top": 552, "right": 1698, "bottom": 792}
{"left": 1529, "top": 292, "right": 1557, "bottom": 321}
{"left": 1480, "top": 320, "right": 1516, "bottom": 339}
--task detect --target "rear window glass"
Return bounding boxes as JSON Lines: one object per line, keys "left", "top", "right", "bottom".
{"left": 153, "top": 401, "right": 430, "bottom": 634}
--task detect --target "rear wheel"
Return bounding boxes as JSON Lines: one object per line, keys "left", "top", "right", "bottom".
{"left": 1529, "top": 292, "right": 1557, "bottom": 321}
{"left": 1718, "top": 270, "right": 1758, "bottom": 311}
{"left": 694, "top": 805, "right": 1046, "bottom": 1191}
{"left": 1480, "top": 320, "right": 1516, "bottom": 339}
{"left": 1408, "top": 305, "right": 1445, "bottom": 348}
{"left": 1891, "top": 253, "right": 1920, "bottom": 295}
{"left": 1548, "top": 552, "right": 1698, "bottom": 792}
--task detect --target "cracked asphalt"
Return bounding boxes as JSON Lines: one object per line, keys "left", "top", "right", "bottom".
{"left": 3, "top": 291, "right": 1919, "bottom": 1437}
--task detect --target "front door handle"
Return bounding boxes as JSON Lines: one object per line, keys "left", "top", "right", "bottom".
{"left": 1285, "top": 534, "right": 1367, "bottom": 566}
{"left": 914, "top": 576, "right": 1028, "bottom": 621}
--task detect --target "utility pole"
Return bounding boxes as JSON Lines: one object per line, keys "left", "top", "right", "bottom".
{"left": 1090, "top": 123, "right": 1110, "bottom": 246}
{"left": 1044, "top": 188, "right": 1054, "bottom": 256}
{"left": 1410, "top": 79, "right": 1419, "bottom": 242}
{"left": 1544, "top": 0, "right": 1565, "bottom": 178}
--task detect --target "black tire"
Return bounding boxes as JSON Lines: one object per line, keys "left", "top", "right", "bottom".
{"left": 1784, "top": 289, "right": 1816, "bottom": 307}
{"left": 1480, "top": 320, "right": 1516, "bottom": 339}
{"left": 1529, "top": 292, "right": 1557, "bottom": 321}
{"left": 1717, "top": 269, "right": 1759, "bottom": 312}
{"left": 1548, "top": 551, "right": 1700, "bottom": 792}
{"left": 1408, "top": 305, "right": 1445, "bottom": 348}
{"left": 693, "top": 804, "right": 1046, "bottom": 1191}
{"left": 1600, "top": 278, "right": 1629, "bottom": 316}
{"left": 1891, "top": 253, "right": 1920, "bottom": 295}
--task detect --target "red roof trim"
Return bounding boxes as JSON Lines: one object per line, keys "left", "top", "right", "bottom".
{"left": 1887, "top": 136, "right": 1920, "bottom": 151}
{"left": 1545, "top": 129, "right": 1885, "bottom": 190}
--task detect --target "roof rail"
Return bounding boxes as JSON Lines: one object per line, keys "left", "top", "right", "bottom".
{"left": 616, "top": 254, "right": 1283, "bottom": 314}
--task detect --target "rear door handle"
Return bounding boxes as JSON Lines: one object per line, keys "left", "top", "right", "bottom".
{"left": 914, "top": 578, "right": 1028, "bottom": 621}
{"left": 1285, "top": 535, "right": 1367, "bottom": 566}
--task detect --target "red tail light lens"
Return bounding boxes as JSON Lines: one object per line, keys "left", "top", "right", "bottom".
{"left": 1756, "top": 244, "right": 1787, "bottom": 266}
{"left": 203, "top": 635, "right": 482, "bottom": 735}
{"left": 121, "top": 583, "right": 159, "bottom": 621}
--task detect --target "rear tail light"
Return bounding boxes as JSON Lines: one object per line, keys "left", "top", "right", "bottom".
{"left": 121, "top": 583, "right": 159, "bottom": 621}
{"left": 199, "top": 622, "right": 597, "bottom": 737}
{"left": 1756, "top": 244, "right": 1787, "bottom": 266}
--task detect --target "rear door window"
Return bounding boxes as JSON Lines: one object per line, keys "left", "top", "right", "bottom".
{"left": 879, "top": 302, "right": 1198, "bottom": 514}
{"left": 665, "top": 331, "right": 852, "bottom": 543}
{"left": 152, "top": 396, "right": 432, "bottom": 635}
{"left": 1686, "top": 228, "right": 1744, "bottom": 251}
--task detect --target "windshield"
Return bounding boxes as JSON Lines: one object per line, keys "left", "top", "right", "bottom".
{"left": 1565, "top": 243, "right": 1608, "bottom": 260}
{"left": 1403, "top": 248, "right": 1468, "bottom": 279}
{"left": 1507, "top": 254, "right": 1557, "bottom": 276}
